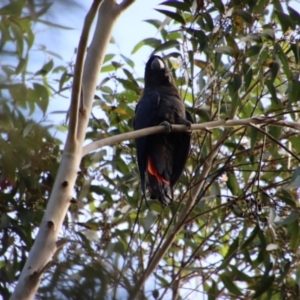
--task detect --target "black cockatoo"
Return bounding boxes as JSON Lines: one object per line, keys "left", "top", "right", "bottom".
{"left": 133, "top": 55, "right": 193, "bottom": 206}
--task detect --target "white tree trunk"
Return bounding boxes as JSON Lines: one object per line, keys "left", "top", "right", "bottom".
{"left": 10, "top": 1, "right": 135, "bottom": 299}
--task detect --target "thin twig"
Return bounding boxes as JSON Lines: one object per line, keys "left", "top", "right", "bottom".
{"left": 249, "top": 123, "right": 300, "bottom": 163}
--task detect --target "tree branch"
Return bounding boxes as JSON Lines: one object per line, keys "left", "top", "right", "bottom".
{"left": 10, "top": 0, "right": 135, "bottom": 298}
{"left": 82, "top": 116, "right": 300, "bottom": 157}
{"left": 118, "top": 0, "right": 136, "bottom": 11}
{"left": 68, "top": 0, "right": 104, "bottom": 142}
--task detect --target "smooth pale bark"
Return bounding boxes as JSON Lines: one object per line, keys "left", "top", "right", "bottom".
{"left": 82, "top": 117, "right": 300, "bottom": 157}
{"left": 10, "top": 1, "right": 135, "bottom": 299}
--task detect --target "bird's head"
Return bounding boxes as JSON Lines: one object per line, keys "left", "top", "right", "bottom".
{"left": 144, "top": 55, "right": 174, "bottom": 88}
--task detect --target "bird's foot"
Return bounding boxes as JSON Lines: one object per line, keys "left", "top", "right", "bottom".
{"left": 183, "top": 120, "right": 192, "bottom": 129}
{"left": 160, "top": 121, "right": 172, "bottom": 133}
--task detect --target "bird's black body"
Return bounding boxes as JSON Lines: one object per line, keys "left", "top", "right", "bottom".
{"left": 133, "top": 55, "right": 193, "bottom": 206}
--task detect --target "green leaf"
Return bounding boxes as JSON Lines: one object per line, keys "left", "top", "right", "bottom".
{"left": 35, "top": 59, "right": 54, "bottom": 76}
{"left": 131, "top": 38, "right": 161, "bottom": 54}
{"left": 286, "top": 167, "right": 300, "bottom": 190}
{"left": 227, "top": 173, "right": 240, "bottom": 196}
{"left": 144, "top": 19, "right": 162, "bottom": 29}
{"left": 101, "top": 64, "right": 116, "bottom": 73}
{"left": 288, "top": 78, "right": 300, "bottom": 104}
{"left": 235, "top": 10, "right": 253, "bottom": 24}
{"left": 259, "top": 28, "right": 275, "bottom": 40}
{"left": 290, "top": 42, "right": 300, "bottom": 64}
{"left": 253, "top": 275, "right": 275, "bottom": 298}
{"left": 207, "top": 280, "right": 219, "bottom": 300}
{"left": 230, "top": 265, "right": 252, "bottom": 282}
{"left": 275, "top": 44, "right": 291, "bottom": 78}
{"left": 143, "top": 211, "right": 157, "bottom": 231}
{"left": 220, "top": 273, "right": 242, "bottom": 295}
{"left": 268, "top": 126, "right": 281, "bottom": 141}
{"left": 241, "top": 225, "right": 260, "bottom": 249}
{"left": 220, "top": 237, "right": 239, "bottom": 269}
{"left": 122, "top": 68, "right": 137, "bottom": 83}
{"left": 265, "top": 80, "right": 279, "bottom": 105}
{"left": 15, "top": 57, "right": 27, "bottom": 74}
{"left": 230, "top": 73, "right": 242, "bottom": 94}
{"left": 0, "top": 0, "right": 25, "bottom": 15}
{"left": 23, "top": 122, "right": 35, "bottom": 138}
{"left": 10, "top": 22, "right": 23, "bottom": 57}
{"left": 25, "top": 28, "right": 35, "bottom": 49}
{"left": 152, "top": 40, "right": 180, "bottom": 54}
{"left": 241, "top": 34, "right": 262, "bottom": 42}
{"left": 120, "top": 54, "right": 134, "bottom": 68}
{"left": 215, "top": 46, "right": 234, "bottom": 57}
{"left": 77, "top": 221, "right": 99, "bottom": 231}
{"left": 0, "top": 213, "right": 11, "bottom": 229}
{"left": 277, "top": 210, "right": 299, "bottom": 226}
{"left": 116, "top": 78, "right": 140, "bottom": 94}
{"left": 246, "top": 45, "right": 261, "bottom": 57}
{"left": 269, "top": 62, "right": 280, "bottom": 83}
{"left": 202, "top": 12, "right": 214, "bottom": 31}
{"left": 154, "top": 273, "right": 169, "bottom": 286}
{"left": 275, "top": 11, "right": 296, "bottom": 32}
{"left": 252, "top": 0, "right": 269, "bottom": 14}
{"left": 111, "top": 61, "right": 123, "bottom": 69}
{"left": 211, "top": 0, "right": 225, "bottom": 13}
{"left": 290, "top": 136, "right": 300, "bottom": 154}
{"left": 103, "top": 53, "right": 115, "bottom": 64}
{"left": 225, "top": 34, "right": 239, "bottom": 58}
{"left": 35, "top": 2, "right": 52, "bottom": 18}
{"left": 37, "top": 19, "right": 74, "bottom": 30}
{"left": 242, "top": 63, "right": 252, "bottom": 90}
{"left": 249, "top": 127, "right": 257, "bottom": 152}
{"left": 33, "top": 83, "right": 49, "bottom": 114}
{"left": 155, "top": 9, "right": 185, "bottom": 24}
{"left": 278, "top": 189, "right": 296, "bottom": 207}
{"left": 90, "top": 185, "right": 113, "bottom": 203}
{"left": 289, "top": 220, "right": 299, "bottom": 251}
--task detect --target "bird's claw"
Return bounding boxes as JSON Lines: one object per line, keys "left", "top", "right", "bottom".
{"left": 183, "top": 120, "right": 192, "bottom": 129}
{"left": 160, "top": 121, "right": 172, "bottom": 133}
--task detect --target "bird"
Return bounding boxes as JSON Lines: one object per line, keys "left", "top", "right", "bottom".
{"left": 133, "top": 55, "right": 193, "bottom": 206}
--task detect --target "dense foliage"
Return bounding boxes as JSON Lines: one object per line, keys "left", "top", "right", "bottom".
{"left": 1, "top": 0, "right": 300, "bottom": 299}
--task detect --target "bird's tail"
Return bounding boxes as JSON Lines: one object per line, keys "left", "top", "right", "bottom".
{"left": 146, "top": 158, "right": 173, "bottom": 206}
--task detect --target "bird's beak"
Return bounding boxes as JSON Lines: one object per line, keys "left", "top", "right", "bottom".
{"left": 151, "top": 57, "right": 165, "bottom": 70}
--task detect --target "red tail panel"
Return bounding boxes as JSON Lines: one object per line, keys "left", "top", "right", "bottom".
{"left": 147, "top": 157, "right": 170, "bottom": 184}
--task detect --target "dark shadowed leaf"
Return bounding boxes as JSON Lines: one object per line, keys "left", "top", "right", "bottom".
{"left": 242, "top": 63, "right": 252, "bottom": 90}
{"left": 289, "top": 220, "right": 299, "bottom": 251}
{"left": 253, "top": 275, "right": 275, "bottom": 298}
{"left": 159, "top": 0, "right": 190, "bottom": 12}
{"left": 220, "top": 273, "right": 242, "bottom": 295}
{"left": 155, "top": 9, "right": 185, "bottom": 24}
{"left": 211, "top": 0, "right": 224, "bottom": 13}
{"left": 287, "top": 6, "right": 300, "bottom": 25}
{"left": 275, "top": 11, "right": 296, "bottom": 32}
{"left": 290, "top": 42, "right": 300, "bottom": 64}
{"left": 246, "top": 45, "right": 261, "bottom": 57}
